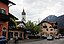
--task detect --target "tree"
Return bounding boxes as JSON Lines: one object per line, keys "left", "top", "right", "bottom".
{"left": 25, "top": 21, "right": 42, "bottom": 35}
{"left": 25, "top": 21, "right": 34, "bottom": 31}
{"left": 33, "top": 25, "right": 42, "bottom": 35}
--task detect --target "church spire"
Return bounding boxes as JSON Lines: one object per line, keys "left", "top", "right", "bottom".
{"left": 22, "top": 9, "right": 26, "bottom": 23}
{"left": 22, "top": 9, "right": 26, "bottom": 15}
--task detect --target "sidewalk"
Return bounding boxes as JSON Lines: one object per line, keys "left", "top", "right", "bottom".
{"left": 8, "top": 39, "right": 43, "bottom": 44}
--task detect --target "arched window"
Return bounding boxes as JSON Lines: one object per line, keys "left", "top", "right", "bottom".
{"left": 0, "top": 8, "right": 6, "bottom": 14}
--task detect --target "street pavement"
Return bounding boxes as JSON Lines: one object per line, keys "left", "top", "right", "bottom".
{"left": 19, "top": 38, "right": 64, "bottom": 44}
{"left": 8, "top": 39, "right": 42, "bottom": 44}
{"left": 8, "top": 38, "right": 64, "bottom": 44}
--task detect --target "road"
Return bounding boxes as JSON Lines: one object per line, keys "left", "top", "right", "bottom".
{"left": 18, "top": 38, "right": 64, "bottom": 44}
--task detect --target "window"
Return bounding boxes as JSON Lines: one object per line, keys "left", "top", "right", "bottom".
{"left": 2, "top": 27, "right": 6, "bottom": 37}
{"left": 50, "top": 29, "right": 53, "bottom": 31}
{"left": 0, "top": 9, "right": 6, "bottom": 14}
{"left": 43, "top": 26, "right": 47, "bottom": 28}
{"left": 49, "top": 26, "right": 52, "bottom": 28}
{"left": 54, "top": 26, "right": 57, "bottom": 29}
{"left": 14, "top": 32, "right": 18, "bottom": 36}
{"left": 44, "top": 23, "right": 46, "bottom": 26}
{"left": 46, "top": 29, "right": 48, "bottom": 31}
{"left": 55, "top": 22, "right": 58, "bottom": 25}
{"left": 9, "top": 32, "right": 13, "bottom": 38}
{"left": 50, "top": 32, "right": 53, "bottom": 35}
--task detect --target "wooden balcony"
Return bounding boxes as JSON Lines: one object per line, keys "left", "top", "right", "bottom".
{"left": 0, "top": 13, "right": 9, "bottom": 22}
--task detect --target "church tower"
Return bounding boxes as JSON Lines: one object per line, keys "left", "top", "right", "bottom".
{"left": 22, "top": 9, "right": 26, "bottom": 23}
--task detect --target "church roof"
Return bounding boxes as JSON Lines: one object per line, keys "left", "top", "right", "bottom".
{"left": 9, "top": 13, "right": 18, "bottom": 20}
{"left": 16, "top": 21, "right": 26, "bottom": 25}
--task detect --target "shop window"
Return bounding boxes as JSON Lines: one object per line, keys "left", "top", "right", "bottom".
{"left": 14, "top": 32, "right": 18, "bottom": 36}
{"left": 9, "top": 32, "right": 13, "bottom": 38}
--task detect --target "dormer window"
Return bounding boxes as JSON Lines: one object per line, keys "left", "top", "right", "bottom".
{"left": 44, "top": 23, "right": 46, "bottom": 26}
{"left": 0, "top": 9, "right": 6, "bottom": 14}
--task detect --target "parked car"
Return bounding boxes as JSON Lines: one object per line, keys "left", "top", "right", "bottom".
{"left": 0, "top": 36, "right": 7, "bottom": 44}
{"left": 47, "top": 36, "right": 54, "bottom": 40}
{"left": 55, "top": 36, "right": 60, "bottom": 39}
{"left": 59, "top": 35, "right": 63, "bottom": 38}
{"left": 42, "top": 35, "right": 47, "bottom": 39}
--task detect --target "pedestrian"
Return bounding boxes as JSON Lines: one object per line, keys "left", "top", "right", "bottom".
{"left": 14, "top": 36, "right": 18, "bottom": 44}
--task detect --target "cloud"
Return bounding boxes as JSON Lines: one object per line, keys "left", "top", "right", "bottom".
{"left": 9, "top": 0, "right": 64, "bottom": 22}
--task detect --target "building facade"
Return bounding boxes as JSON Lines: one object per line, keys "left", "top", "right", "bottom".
{"left": 8, "top": 13, "right": 18, "bottom": 40}
{"left": 0, "top": 0, "right": 9, "bottom": 40}
{"left": 39, "top": 21, "right": 58, "bottom": 37}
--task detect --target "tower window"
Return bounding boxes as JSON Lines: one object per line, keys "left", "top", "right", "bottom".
{"left": 22, "top": 18, "right": 25, "bottom": 21}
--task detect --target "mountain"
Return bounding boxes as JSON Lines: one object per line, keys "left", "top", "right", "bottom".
{"left": 42, "top": 15, "right": 64, "bottom": 28}
{"left": 56, "top": 15, "right": 64, "bottom": 28}
{"left": 43, "top": 15, "right": 57, "bottom": 22}
{"left": 41, "top": 15, "right": 64, "bottom": 34}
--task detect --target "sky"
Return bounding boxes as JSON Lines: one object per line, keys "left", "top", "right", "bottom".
{"left": 9, "top": 0, "right": 64, "bottom": 23}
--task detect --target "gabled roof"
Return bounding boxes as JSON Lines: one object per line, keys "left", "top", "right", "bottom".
{"left": 16, "top": 21, "right": 25, "bottom": 29}
{"left": 16, "top": 21, "right": 25, "bottom": 25}
{"left": 9, "top": 13, "right": 18, "bottom": 20}
{"left": 38, "top": 21, "right": 55, "bottom": 25}
{"left": 9, "top": 1, "right": 16, "bottom": 5}
{"left": 0, "top": 0, "right": 16, "bottom": 5}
